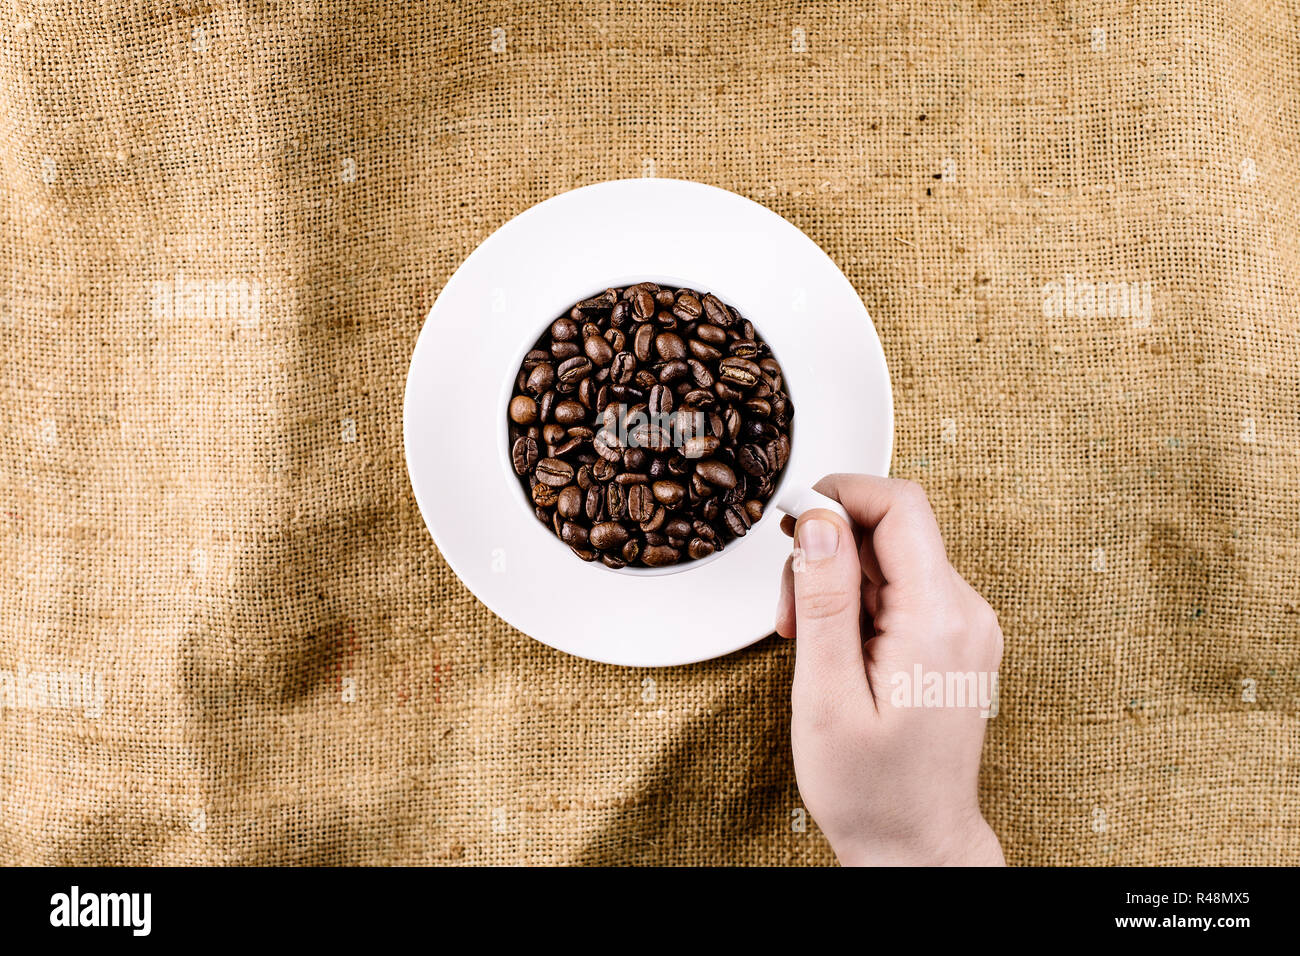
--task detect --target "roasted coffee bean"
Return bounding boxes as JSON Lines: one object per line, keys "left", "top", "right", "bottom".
{"left": 652, "top": 480, "right": 686, "bottom": 508}
{"left": 642, "top": 544, "right": 680, "bottom": 567}
{"left": 737, "top": 444, "right": 769, "bottom": 476}
{"left": 723, "top": 478, "right": 748, "bottom": 506}
{"left": 589, "top": 521, "right": 630, "bottom": 551}
{"left": 510, "top": 284, "right": 792, "bottom": 567}
{"left": 702, "top": 294, "right": 732, "bottom": 327}
{"left": 593, "top": 429, "right": 622, "bottom": 462}
{"left": 722, "top": 504, "right": 751, "bottom": 537}
{"left": 687, "top": 538, "right": 716, "bottom": 560}
{"left": 557, "top": 356, "right": 593, "bottom": 385}
{"left": 675, "top": 409, "right": 705, "bottom": 440}
{"left": 770, "top": 396, "right": 788, "bottom": 426}
{"left": 653, "top": 332, "right": 684, "bottom": 362}
{"left": 688, "top": 339, "right": 722, "bottom": 363}
{"left": 627, "top": 483, "right": 655, "bottom": 522}
{"left": 611, "top": 351, "right": 636, "bottom": 384}
{"left": 673, "top": 292, "right": 703, "bottom": 321}
{"left": 576, "top": 290, "right": 615, "bottom": 312}
{"left": 648, "top": 384, "right": 673, "bottom": 416}
{"left": 696, "top": 323, "right": 726, "bottom": 345}
{"left": 640, "top": 504, "right": 667, "bottom": 532}
{"left": 551, "top": 317, "right": 579, "bottom": 341}
{"left": 623, "top": 446, "right": 648, "bottom": 471}
{"left": 585, "top": 335, "right": 614, "bottom": 366}
{"left": 714, "top": 380, "right": 744, "bottom": 403}
{"left": 539, "top": 389, "right": 559, "bottom": 423}
{"left": 535, "top": 458, "right": 574, "bottom": 487}
{"left": 605, "top": 482, "right": 627, "bottom": 520}
{"left": 632, "top": 288, "right": 655, "bottom": 320}
{"left": 725, "top": 408, "right": 742, "bottom": 442}
{"left": 633, "top": 324, "right": 655, "bottom": 362}
{"left": 686, "top": 358, "right": 714, "bottom": 388}
{"left": 659, "top": 359, "right": 689, "bottom": 382}
{"left": 665, "top": 517, "right": 693, "bottom": 541}
{"left": 695, "top": 459, "right": 737, "bottom": 490}
{"left": 630, "top": 422, "right": 672, "bottom": 452}
{"left": 554, "top": 400, "right": 586, "bottom": 426}
{"left": 557, "top": 485, "right": 583, "bottom": 519}
{"left": 584, "top": 485, "right": 603, "bottom": 521}
{"left": 561, "top": 521, "right": 589, "bottom": 548}
{"left": 682, "top": 388, "right": 715, "bottom": 409}
{"left": 526, "top": 363, "right": 555, "bottom": 396}
{"left": 718, "top": 356, "right": 761, "bottom": 387}
{"left": 509, "top": 395, "right": 538, "bottom": 425}
{"left": 512, "top": 435, "right": 539, "bottom": 475}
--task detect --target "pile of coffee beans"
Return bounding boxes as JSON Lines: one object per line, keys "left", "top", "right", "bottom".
{"left": 507, "top": 283, "right": 792, "bottom": 569}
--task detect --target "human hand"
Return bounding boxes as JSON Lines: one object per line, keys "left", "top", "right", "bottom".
{"left": 775, "top": 474, "right": 1005, "bottom": 866}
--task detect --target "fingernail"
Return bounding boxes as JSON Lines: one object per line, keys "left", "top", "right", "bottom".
{"left": 797, "top": 518, "right": 838, "bottom": 561}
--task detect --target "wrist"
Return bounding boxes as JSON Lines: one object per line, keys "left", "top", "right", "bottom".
{"left": 834, "top": 814, "right": 1005, "bottom": 867}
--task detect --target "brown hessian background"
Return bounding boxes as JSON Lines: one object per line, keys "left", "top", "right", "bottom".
{"left": 2, "top": 1, "right": 1299, "bottom": 865}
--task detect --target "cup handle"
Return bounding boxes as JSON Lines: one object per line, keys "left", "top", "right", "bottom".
{"left": 774, "top": 486, "right": 851, "bottom": 527}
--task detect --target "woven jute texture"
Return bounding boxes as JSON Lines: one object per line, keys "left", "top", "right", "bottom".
{"left": 2, "top": 1, "right": 1298, "bottom": 866}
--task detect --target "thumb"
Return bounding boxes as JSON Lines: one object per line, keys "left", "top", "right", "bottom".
{"left": 791, "top": 510, "right": 870, "bottom": 711}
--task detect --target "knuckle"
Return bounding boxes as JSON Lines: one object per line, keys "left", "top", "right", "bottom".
{"left": 796, "top": 585, "right": 855, "bottom": 622}
{"left": 892, "top": 478, "right": 932, "bottom": 512}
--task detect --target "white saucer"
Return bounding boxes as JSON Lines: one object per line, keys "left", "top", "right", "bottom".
{"left": 403, "top": 179, "right": 893, "bottom": 667}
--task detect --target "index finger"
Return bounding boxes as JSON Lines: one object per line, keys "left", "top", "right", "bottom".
{"left": 812, "top": 474, "right": 949, "bottom": 583}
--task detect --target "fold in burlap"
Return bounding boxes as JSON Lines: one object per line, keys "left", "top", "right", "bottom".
{"left": 2, "top": 2, "right": 1297, "bottom": 865}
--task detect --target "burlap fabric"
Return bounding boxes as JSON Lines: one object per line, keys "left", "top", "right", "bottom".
{"left": 2, "top": 1, "right": 1297, "bottom": 866}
